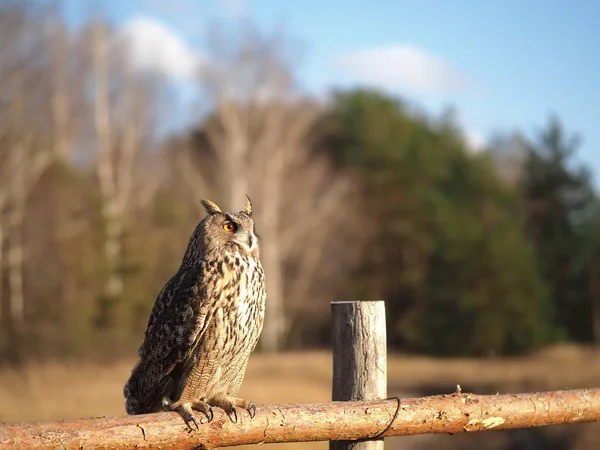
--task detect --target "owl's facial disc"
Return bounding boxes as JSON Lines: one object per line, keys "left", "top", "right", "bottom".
{"left": 220, "top": 214, "right": 258, "bottom": 252}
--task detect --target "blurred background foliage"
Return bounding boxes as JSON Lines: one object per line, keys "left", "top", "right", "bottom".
{"left": 1, "top": 0, "right": 600, "bottom": 368}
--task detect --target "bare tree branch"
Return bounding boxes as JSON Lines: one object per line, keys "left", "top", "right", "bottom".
{"left": 174, "top": 139, "right": 212, "bottom": 209}
{"left": 5, "top": 68, "right": 52, "bottom": 329}
{"left": 50, "top": 13, "right": 70, "bottom": 160}
{"left": 115, "top": 63, "right": 138, "bottom": 215}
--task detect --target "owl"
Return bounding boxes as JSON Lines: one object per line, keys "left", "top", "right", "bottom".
{"left": 123, "top": 196, "right": 266, "bottom": 429}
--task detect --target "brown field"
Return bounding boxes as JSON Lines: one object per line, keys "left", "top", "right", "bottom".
{"left": 1, "top": 345, "right": 600, "bottom": 449}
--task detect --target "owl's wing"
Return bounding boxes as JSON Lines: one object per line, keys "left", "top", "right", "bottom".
{"left": 138, "top": 262, "right": 213, "bottom": 375}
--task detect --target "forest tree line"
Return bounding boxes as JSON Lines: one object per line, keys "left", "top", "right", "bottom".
{"left": 1, "top": 2, "right": 599, "bottom": 364}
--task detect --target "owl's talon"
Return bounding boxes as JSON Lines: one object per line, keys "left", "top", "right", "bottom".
{"left": 162, "top": 399, "right": 200, "bottom": 430}
{"left": 190, "top": 400, "right": 214, "bottom": 423}
{"left": 227, "top": 406, "right": 238, "bottom": 423}
{"left": 188, "top": 415, "right": 200, "bottom": 431}
{"left": 206, "top": 394, "right": 255, "bottom": 422}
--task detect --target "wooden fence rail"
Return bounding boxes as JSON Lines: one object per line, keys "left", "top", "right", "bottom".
{"left": 2, "top": 389, "right": 600, "bottom": 449}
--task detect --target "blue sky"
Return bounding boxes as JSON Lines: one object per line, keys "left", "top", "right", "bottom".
{"left": 65, "top": 0, "right": 600, "bottom": 182}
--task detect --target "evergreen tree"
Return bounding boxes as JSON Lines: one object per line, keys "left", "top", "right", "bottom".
{"left": 329, "top": 89, "right": 554, "bottom": 355}
{"left": 521, "top": 115, "right": 598, "bottom": 342}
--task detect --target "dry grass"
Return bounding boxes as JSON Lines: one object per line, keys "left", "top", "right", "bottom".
{"left": 1, "top": 345, "right": 599, "bottom": 449}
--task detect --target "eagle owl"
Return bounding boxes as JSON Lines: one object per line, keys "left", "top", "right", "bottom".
{"left": 123, "top": 196, "right": 266, "bottom": 429}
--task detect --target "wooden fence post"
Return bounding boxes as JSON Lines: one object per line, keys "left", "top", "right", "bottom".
{"left": 331, "top": 300, "right": 387, "bottom": 450}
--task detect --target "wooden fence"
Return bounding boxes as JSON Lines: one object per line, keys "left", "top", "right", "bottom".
{"left": 1, "top": 301, "right": 600, "bottom": 449}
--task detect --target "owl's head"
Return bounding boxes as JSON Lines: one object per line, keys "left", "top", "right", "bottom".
{"left": 182, "top": 196, "right": 259, "bottom": 265}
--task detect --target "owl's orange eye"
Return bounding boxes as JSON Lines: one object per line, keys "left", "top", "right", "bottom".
{"left": 223, "top": 222, "right": 237, "bottom": 233}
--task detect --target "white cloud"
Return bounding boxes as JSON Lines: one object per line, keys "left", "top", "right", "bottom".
{"left": 117, "top": 16, "right": 201, "bottom": 81}
{"left": 333, "top": 44, "right": 474, "bottom": 96}
{"left": 464, "top": 129, "right": 486, "bottom": 152}
{"left": 221, "top": 0, "right": 248, "bottom": 18}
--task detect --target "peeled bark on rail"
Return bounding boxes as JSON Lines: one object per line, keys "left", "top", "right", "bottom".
{"left": 2, "top": 389, "right": 600, "bottom": 449}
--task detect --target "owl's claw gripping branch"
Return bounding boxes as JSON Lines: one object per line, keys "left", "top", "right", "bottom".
{"left": 161, "top": 397, "right": 201, "bottom": 431}
{"left": 227, "top": 406, "right": 238, "bottom": 423}
{"left": 188, "top": 415, "right": 200, "bottom": 431}
{"left": 248, "top": 402, "right": 257, "bottom": 419}
{"left": 191, "top": 400, "right": 214, "bottom": 423}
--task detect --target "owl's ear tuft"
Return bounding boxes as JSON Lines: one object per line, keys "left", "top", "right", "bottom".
{"left": 244, "top": 195, "right": 253, "bottom": 216}
{"left": 200, "top": 199, "right": 222, "bottom": 214}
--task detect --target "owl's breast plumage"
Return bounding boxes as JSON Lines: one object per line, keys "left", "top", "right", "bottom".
{"left": 177, "top": 249, "right": 266, "bottom": 400}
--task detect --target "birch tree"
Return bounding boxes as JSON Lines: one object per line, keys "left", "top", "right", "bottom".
{"left": 88, "top": 19, "right": 161, "bottom": 328}
{"left": 194, "top": 25, "right": 358, "bottom": 351}
{"left": 0, "top": 4, "right": 55, "bottom": 362}
{"left": 1, "top": 85, "right": 52, "bottom": 362}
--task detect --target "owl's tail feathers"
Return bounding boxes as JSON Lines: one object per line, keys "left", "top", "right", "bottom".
{"left": 123, "top": 366, "right": 144, "bottom": 415}
{"left": 123, "top": 360, "right": 170, "bottom": 415}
